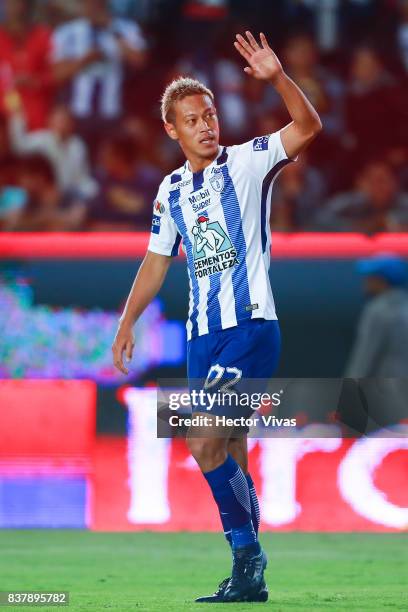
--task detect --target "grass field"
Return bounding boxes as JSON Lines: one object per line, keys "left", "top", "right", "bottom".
{"left": 0, "top": 531, "right": 407, "bottom": 611}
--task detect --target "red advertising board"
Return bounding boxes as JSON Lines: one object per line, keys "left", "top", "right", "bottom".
{"left": 91, "top": 436, "right": 408, "bottom": 532}
{"left": 1, "top": 382, "right": 407, "bottom": 531}
{"left": 91, "top": 388, "right": 408, "bottom": 532}
{"left": 0, "top": 380, "right": 96, "bottom": 528}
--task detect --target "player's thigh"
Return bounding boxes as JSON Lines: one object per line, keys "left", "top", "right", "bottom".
{"left": 187, "top": 333, "right": 212, "bottom": 417}
{"left": 187, "top": 332, "right": 211, "bottom": 389}
{"left": 203, "top": 319, "right": 281, "bottom": 421}
{"left": 237, "top": 318, "right": 281, "bottom": 379}
{"left": 209, "top": 319, "right": 281, "bottom": 389}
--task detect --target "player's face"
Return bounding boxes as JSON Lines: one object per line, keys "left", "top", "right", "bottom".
{"left": 166, "top": 94, "right": 220, "bottom": 163}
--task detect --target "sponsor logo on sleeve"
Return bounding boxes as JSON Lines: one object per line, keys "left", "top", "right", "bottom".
{"left": 154, "top": 200, "right": 165, "bottom": 214}
{"left": 253, "top": 135, "right": 270, "bottom": 151}
{"left": 151, "top": 214, "right": 161, "bottom": 234}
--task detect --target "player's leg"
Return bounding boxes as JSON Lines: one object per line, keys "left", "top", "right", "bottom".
{"left": 187, "top": 332, "right": 259, "bottom": 555}
{"left": 222, "top": 437, "right": 259, "bottom": 545}
{"left": 196, "top": 319, "right": 280, "bottom": 602}
{"left": 221, "top": 320, "right": 280, "bottom": 602}
{"left": 186, "top": 431, "right": 257, "bottom": 549}
{"left": 188, "top": 320, "right": 279, "bottom": 602}
{"left": 219, "top": 437, "right": 247, "bottom": 547}
{"left": 189, "top": 428, "right": 265, "bottom": 604}
{"left": 228, "top": 436, "right": 260, "bottom": 538}
{"left": 188, "top": 429, "right": 267, "bottom": 604}
{"left": 211, "top": 319, "right": 280, "bottom": 547}
{"left": 187, "top": 336, "right": 256, "bottom": 550}
{"left": 215, "top": 436, "right": 263, "bottom": 595}
{"left": 191, "top": 433, "right": 266, "bottom": 604}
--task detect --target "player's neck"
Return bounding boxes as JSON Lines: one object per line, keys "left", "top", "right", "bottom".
{"left": 186, "top": 153, "right": 218, "bottom": 174}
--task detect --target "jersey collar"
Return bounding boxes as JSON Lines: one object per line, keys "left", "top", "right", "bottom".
{"left": 184, "top": 145, "right": 225, "bottom": 176}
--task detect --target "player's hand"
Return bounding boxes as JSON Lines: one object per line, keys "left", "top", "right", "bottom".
{"left": 234, "top": 31, "right": 283, "bottom": 84}
{"left": 112, "top": 322, "right": 135, "bottom": 375}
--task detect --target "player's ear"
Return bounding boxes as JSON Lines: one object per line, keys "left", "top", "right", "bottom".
{"left": 164, "top": 122, "right": 178, "bottom": 141}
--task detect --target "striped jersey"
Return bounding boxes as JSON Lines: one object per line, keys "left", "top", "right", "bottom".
{"left": 148, "top": 130, "right": 293, "bottom": 340}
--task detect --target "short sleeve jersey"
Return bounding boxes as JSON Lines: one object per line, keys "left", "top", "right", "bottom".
{"left": 148, "top": 130, "right": 293, "bottom": 340}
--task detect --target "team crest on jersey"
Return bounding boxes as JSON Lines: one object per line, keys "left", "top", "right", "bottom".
{"left": 191, "top": 211, "right": 238, "bottom": 279}
{"left": 209, "top": 168, "right": 224, "bottom": 193}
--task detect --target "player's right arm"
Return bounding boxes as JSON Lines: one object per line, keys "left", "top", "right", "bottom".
{"left": 112, "top": 178, "right": 181, "bottom": 374}
{"left": 234, "top": 31, "right": 321, "bottom": 158}
{"left": 112, "top": 251, "right": 172, "bottom": 374}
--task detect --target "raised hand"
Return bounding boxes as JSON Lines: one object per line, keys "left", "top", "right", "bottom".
{"left": 234, "top": 31, "right": 283, "bottom": 84}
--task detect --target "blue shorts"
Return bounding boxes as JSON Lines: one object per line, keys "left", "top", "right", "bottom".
{"left": 187, "top": 319, "right": 281, "bottom": 417}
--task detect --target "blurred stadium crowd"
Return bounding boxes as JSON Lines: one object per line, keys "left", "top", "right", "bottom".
{"left": 0, "top": 0, "right": 407, "bottom": 233}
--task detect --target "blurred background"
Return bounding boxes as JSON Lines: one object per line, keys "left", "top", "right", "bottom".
{"left": 0, "top": 0, "right": 407, "bottom": 532}
{"left": 0, "top": 0, "right": 407, "bottom": 232}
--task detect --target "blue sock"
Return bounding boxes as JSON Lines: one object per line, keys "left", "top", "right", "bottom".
{"left": 218, "top": 509, "right": 233, "bottom": 547}
{"left": 246, "top": 472, "right": 261, "bottom": 536}
{"left": 203, "top": 455, "right": 257, "bottom": 549}
{"left": 219, "top": 472, "right": 260, "bottom": 546}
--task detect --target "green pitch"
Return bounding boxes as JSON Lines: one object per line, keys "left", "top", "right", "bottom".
{"left": 0, "top": 531, "right": 407, "bottom": 611}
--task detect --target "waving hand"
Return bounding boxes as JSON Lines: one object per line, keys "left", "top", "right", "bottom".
{"left": 234, "top": 31, "right": 283, "bottom": 83}
{"left": 234, "top": 30, "right": 322, "bottom": 160}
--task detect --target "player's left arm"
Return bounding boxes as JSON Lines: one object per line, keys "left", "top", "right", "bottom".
{"left": 234, "top": 31, "right": 322, "bottom": 159}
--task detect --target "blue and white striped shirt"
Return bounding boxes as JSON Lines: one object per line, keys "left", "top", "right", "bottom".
{"left": 148, "top": 130, "right": 292, "bottom": 340}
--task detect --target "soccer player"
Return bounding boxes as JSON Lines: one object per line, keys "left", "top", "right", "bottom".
{"left": 112, "top": 31, "right": 321, "bottom": 603}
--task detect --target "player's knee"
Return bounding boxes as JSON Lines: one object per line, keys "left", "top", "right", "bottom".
{"left": 187, "top": 437, "right": 227, "bottom": 471}
{"left": 186, "top": 437, "right": 213, "bottom": 462}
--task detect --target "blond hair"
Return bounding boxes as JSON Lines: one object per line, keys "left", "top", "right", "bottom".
{"left": 160, "top": 77, "right": 215, "bottom": 123}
